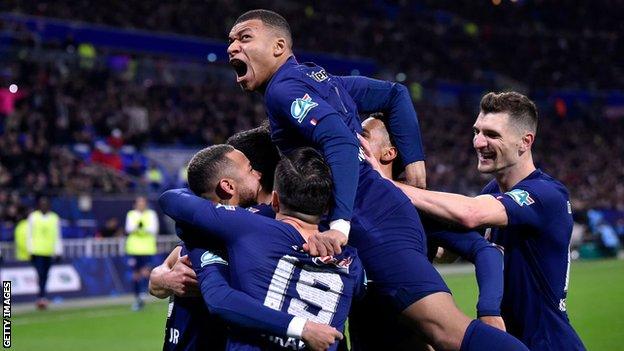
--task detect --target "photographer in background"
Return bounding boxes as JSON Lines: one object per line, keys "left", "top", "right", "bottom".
{"left": 125, "top": 196, "right": 159, "bottom": 311}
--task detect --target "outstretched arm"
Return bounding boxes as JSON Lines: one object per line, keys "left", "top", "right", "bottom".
{"left": 339, "top": 76, "right": 426, "bottom": 188}
{"left": 159, "top": 188, "right": 259, "bottom": 244}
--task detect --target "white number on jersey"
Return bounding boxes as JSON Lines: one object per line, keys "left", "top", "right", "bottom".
{"left": 264, "top": 255, "right": 344, "bottom": 324}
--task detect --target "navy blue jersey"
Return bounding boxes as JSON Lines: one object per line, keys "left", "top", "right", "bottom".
{"left": 481, "top": 169, "right": 585, "bottom": 350}
{"left": 160, "top": 190, "right": 364, "bottom": 351}
{"left": 263, "top": 56, "right": 448, "bottom": 311}
{"left": 163, "top": 203, "right": 278, "bottom": 351}
{"left": 265, "top": 56, "right": 423, "bottom": 223}
{"left": 162, "top": 245, "right": 227, "bottom": 351}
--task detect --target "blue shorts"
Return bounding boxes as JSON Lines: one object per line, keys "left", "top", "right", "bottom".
{"left": 128, "top": 255, "right": 153, "bottom": 270}
{"left": 350, "top": 175, "right": 450, "bottom": 311}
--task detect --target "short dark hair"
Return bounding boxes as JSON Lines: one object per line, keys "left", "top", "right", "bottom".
{"left": 274, "top": 148, "right": 332, "bottom": 218}
{"left": 480, "top": 92, "right": 538, "bottom": 134}
{"left": 234, "top": 9, "right": 292, "bottom": 47}
{"left": 187, "top": 144, "right": 235, "bottom": 196}
{"left": 227, "top": 121, "right": 280, "bottom": 192}
{"left": 367, "top": 112, "right": 405, "bottom": 176}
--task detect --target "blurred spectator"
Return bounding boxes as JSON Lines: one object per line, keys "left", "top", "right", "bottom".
{"left": 97, "top": 216, "right": 124, "bottom": 238}
{"left": 13, "top": 205, "right": 30, "bottom": 261}
{"left": 596, "top": 220, "right": 620, "bottom": 257}
{"left": 145, "top": 162, "right": 164, "bottom": 191}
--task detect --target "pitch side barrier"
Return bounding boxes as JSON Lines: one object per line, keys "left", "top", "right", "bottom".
{"left": 0, "top": 236, "right": 178, "bottom": 303}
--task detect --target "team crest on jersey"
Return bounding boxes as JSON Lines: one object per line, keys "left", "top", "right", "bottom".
{"left": 247, "top": 207, "right": 260, "bottom": 213}
{"left": 505, "top": 189, "right": 535, "bottom": 207}
{"left": 290, "top": 94, "right": 318, "bottom": 123}
{"left": 200, "top": 251, "right": 228, "bottom": 267}
{"left": 307, "top": 69, "right": 328, "bottom": 82}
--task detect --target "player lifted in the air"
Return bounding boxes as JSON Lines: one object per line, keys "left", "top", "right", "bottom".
{"left": 226, "top": 9, "right": 528, "bottom": 351}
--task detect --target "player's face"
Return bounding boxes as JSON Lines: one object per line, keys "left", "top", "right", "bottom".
{"left": 361, "top": 118, "right": 387, "bottom": 161}
{"left": 473, "top": 112, "right": 523, "bottom": 174}
{"left": 226, "top": 150, "right": 262, "bottom": 207}
{"left": 228, "top": 19, "right": 279, "bottom": 91}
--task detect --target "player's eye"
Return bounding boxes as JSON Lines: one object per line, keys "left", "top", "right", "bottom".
{"left": 242, "top": 34, "right": 251, "bottom": 40}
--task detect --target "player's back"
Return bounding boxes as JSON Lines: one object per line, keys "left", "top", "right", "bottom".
{"left": 220, "top": 215, "right": 363, "bottom": 351}
{"left": 163, "top": 245, "right": 226, "bottom": 351}
{"left": 482, "top": 169, "right": 585, "bottom": 350}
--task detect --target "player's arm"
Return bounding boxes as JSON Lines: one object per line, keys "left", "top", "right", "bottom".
{"left": 189, "top": 248, "right": 342, "bottom": 346}
{"left": 149, "top": 246, "right": 199, "bottom": 299}
{"left": 429, "top": 229, "right": 504, "bottom": 318}
{"left": 360, "top": 136, "right": 506, "bottom": 228}
{"left": 395, "top": 183, "right": 508, "bottom": 229}
{"left": 338, "top": 76, "right": 426, "bottom": 188}
{"left": 267, "top": 80, "right": 359, "bottom": 249}
{"left": 159, "top": 188, "right": 258, "bottom": 244}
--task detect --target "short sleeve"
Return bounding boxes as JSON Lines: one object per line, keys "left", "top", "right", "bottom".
{"left": 491, "top": 186, "right": 549, "bottom": 230}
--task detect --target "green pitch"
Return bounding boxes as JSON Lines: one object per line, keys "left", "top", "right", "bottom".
{"left": 12, "top": 259, "right": 624, "bottom": 350}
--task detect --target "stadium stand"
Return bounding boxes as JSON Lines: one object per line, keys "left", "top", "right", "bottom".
{"left": 0, "top": 1, "right": 622, "bottom": 256}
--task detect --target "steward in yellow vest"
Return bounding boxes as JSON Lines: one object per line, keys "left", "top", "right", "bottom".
{"left": 125, "top": 196, "right": 159, "bottom": 311}
{"left": 125, "top": 197, "right": 159, "bottom": 256}
{"left": 14, "top": 218, "right": 30, "bottom": 261}
{"left": 27, "top": 197, "right": 62, "bottom": 309}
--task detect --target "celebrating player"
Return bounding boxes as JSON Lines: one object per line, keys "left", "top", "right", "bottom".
{"left": 160, "top": 147, "right": 364, "bottom": 350}
{"left": 153, "top": 128, "right": 342, "bottom": 350}
{"left": 226, "top": 9, "right": 528, "bottom": 351}
{"left": 387, "top": 92, "right": 586, "bottom": 350}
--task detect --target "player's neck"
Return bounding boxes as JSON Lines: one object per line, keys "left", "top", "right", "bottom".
{"left": 496, "top": 156, "right": 536, "bottom": 192}
{"left": 382, "top": 163, "right": 393, "bottom": 179}
{"left": 275, "top": 213, "right": 318, "bottom": 241}
{"left": 256, "top": 190, "right": 272, "bottom": 205}
{"left": 258, "top": 54, "right": 293, "bottom": 94}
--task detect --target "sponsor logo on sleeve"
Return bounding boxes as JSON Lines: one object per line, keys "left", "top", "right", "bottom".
{"left": 290, "top": 94, "right": 318, "bottom": 123}
{"left": 200, "top": 251, "right": 228, "bottom": 267}
{"left": 505, "top": 189, "right": 535, "bottom": 206}
{"left": 306, "top": 69, "right": 328, "bottom": 82}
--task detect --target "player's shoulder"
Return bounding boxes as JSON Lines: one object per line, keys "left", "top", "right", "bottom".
{"left": 509, "top": 169, "right": 570, "bottom": 206}
{"left": 480, "top": 179, "right": 500, "bottom": 195}
{"left": 266, "top": 60, "right": 333, "bottom": 100}
{"left": 246, "top": 203, "right": 276, "bottom": 219}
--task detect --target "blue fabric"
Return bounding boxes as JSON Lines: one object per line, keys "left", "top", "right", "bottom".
{"left": 460, "top": 319, "right": 529, "bottom": 351}
{"left": 265, "top": 56, "right": 424, "bottom": 221}
{"left": 31, "top": 255, "right": 52, "bottom": 298}
{"left": 160, "top": 189, "right": 364, "bottom": 351}
{"left": 481, "top": 169, "right": 586, "bottom": 350}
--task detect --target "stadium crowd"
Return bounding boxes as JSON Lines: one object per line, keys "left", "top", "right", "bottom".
{"left": 3, "top": 0, "right": 623, "bottom": 89}
{"left": 0, "top": 2, "right": 623, "bottom": 249}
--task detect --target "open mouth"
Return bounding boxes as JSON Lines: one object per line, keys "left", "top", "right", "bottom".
{"left": 230, "top": 59, "right": 248, "bottom": 77}
{"left": 478, "top": 151, "right": 496, "bottom": 161}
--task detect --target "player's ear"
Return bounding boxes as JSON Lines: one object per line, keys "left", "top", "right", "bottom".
{"left": 519, "top": 132, "right": 534, "bottom": 153}
{"left": 271, "top": 191, "right": 280, "bottom": 213}
{"left": 381, "top": 146, "right": 398, "bottom": 163}
{"left": 216, "top": 178, "right": 235, "bottom": 200}
{"left": 273, "top": 37, "right": 287, "bottom": 57}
